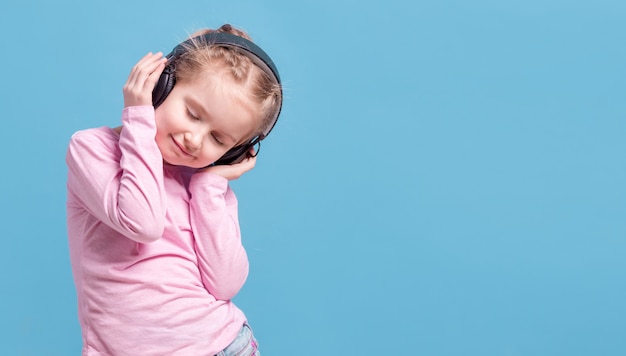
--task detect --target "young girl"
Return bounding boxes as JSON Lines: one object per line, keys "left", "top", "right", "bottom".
{"left": 66, "top": 24, "right": 282, "bottom": 355}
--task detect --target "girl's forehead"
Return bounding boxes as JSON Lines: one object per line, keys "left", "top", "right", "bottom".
{"left": 178, "top": 78, "right": 261, "bottom": 136}
{"left": 187, "top": 72, "right": 257, "bottom": 108}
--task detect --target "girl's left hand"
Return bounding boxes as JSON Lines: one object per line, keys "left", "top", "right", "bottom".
{"left": 200, "top": 149, "right": 257, "bottom": 181}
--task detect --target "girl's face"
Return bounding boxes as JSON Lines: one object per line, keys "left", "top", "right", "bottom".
{"left": 154, "top": 74, "right": 259, "bottom": 168}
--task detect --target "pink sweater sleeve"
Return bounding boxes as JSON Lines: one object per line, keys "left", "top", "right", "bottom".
{"left": 66, "top": 106, "right": 166, "bottom": 243}
{"left": 188, "top": 172, "right": 249, "bottom": 301}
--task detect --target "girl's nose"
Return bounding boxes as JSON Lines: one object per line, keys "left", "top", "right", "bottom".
{"left": 183, "top": 132, "right": 202, "bottom": 152}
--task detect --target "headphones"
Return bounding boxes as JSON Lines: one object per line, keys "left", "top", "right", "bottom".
{"left": 152, "top": 32, "right": 283, "bottom": 166}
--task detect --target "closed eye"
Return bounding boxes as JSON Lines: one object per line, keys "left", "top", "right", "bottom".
{"left": 187, "top": 108, "right": 200, "bottom": 121}
{"left": 211, "top": 133, "right": 224, "bottom": 146}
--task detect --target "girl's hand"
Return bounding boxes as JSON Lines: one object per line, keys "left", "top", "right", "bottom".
{"left": 200, "top": 149, "right": 258, "bottom": 181}
{"left": 123, "top": 52, "right": 167, "bottom": 107}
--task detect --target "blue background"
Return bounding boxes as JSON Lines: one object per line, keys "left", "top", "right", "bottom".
{"left": 2, "top": 1, "right": 625, "bottom": 355}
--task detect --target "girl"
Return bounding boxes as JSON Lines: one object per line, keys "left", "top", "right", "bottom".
{"left": 66, "top": 24, "right": 282, "bottom": 355}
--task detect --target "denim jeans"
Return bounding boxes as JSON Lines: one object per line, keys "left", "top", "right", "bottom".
{"left": 215, "top": 324, "right": 260, "bottom": 356}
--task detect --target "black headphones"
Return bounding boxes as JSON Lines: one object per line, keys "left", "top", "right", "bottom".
{"left": 152, "top": 32, "right": 283, "bottom": 166}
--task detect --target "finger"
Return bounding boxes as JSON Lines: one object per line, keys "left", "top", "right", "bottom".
{"left": 202, "top": 155, "right": 256, "bottom": 180}
{"left": 126, "top": 52, "right": 154, "bottom": 87}
{"left": 134, "top": 54, "right": 167, "bottom": 91}
{"left": 239, "top": 154, "right": 257, "bottom": 171}
{"left": 143, "top": 59, "right": 167, "bottom": 90}
{"left": 133, "top": 52, "right": 156, "bottom": 71}
{"left": 136, "top": 52, "right": 165, "bottom": 74}
{"left": 134, "top": 52, "right": 163, "bottom": 71}
{"left": 230, "top": 156, "right": 256, "bottom": 178}
{"left": 131, "top": 53, "right": 163, "bottom": 80}
{"left": 127, "top": 52, "right": 164, "bottom": 88}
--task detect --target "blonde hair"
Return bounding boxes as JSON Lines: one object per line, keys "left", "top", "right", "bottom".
{"left": 174, "top": 24, "right": 282, "bottom": 139}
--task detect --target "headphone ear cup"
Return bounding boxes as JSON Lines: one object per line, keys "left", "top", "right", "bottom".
{"left": 213, "top": 136, "right": 261, "bottom": 166}
{"left": 213, "top": 143, "right": 253, "bottom": 166}
{"left": 152, "top": 63, "right": 176, "bottom": 108}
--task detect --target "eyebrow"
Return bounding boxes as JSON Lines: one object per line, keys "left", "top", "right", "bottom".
{"left": 188, "top": 97, "right": 237, "bottom": 144}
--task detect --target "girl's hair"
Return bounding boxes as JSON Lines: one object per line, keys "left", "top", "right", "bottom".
{"left": 175, "top": 24, "right": 282, "bottom": 140}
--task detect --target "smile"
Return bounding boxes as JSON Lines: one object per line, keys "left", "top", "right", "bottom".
{"left": 172, "top": 136, "right": 194, "bottom": 157}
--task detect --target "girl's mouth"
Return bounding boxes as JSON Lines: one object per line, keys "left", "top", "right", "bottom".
{"left": 172, "top": 136, "right": 194, "bottom": 157}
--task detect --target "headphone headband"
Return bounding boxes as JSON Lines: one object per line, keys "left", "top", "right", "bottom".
{"left": 172, "top": 32, "right": 281, "bottom": 83}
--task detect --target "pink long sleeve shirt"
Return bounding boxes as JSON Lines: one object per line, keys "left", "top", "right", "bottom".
{"left": 66, "top": 106, "right": 248, "bottom": 355}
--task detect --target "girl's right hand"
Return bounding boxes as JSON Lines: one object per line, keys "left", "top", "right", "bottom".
{"left": 123, "top": 52, "right": 167, "bottom": 107}
{"left": 200, "top": 149, "right": 258, "bottom": 181}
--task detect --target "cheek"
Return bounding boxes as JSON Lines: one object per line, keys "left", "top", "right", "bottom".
{"left": 153, "top": 112, "right": 173, "bottom": 148}
{"left": 198, "top": 145, "right": 229, "bottom": 165}
{"left": 153, "top": 111, "right": 165, "bottom": 135}
{"left": 153, "top": 133, "right": 168, "bottom": 159}
{"left": 154, "top": 104, "right": 177, "bottom": 128}
{"left": 153, "top": 122, "right": 168, "bottom": 147}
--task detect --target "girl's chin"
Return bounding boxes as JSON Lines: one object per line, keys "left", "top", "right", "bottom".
{"left": 162, "top": 158, "right": 210, "bottom": 169}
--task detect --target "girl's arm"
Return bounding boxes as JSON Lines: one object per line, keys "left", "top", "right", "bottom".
{"left": 188, "top": 173, "right": 250, "bottom": 301}
{"left": 189, "top": 150, "right": 257, "bottom": 300}
{"left": 66, "top": 52, "right": 168, "bottom": 243}
{"left": 66, "top": 106, "right": 166, "bottom": 243}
